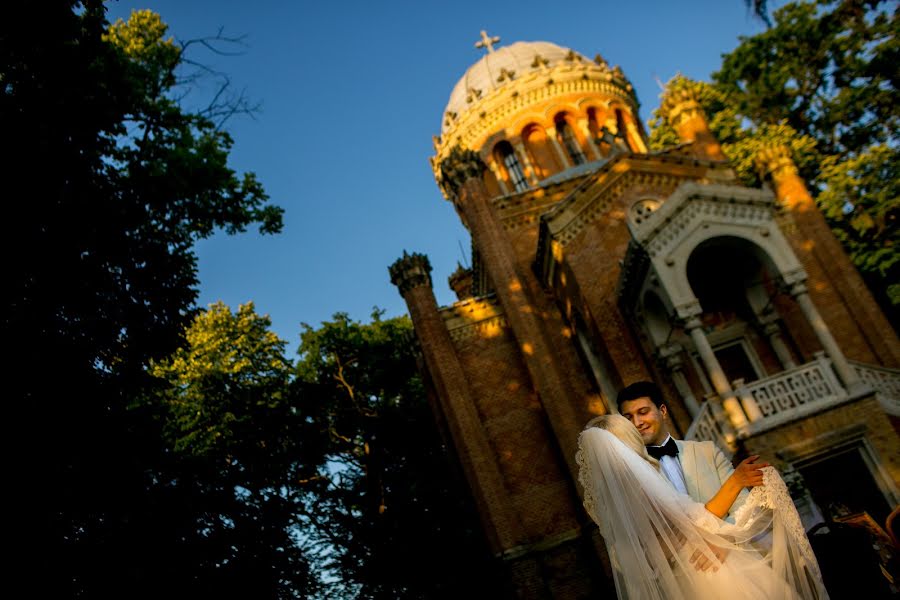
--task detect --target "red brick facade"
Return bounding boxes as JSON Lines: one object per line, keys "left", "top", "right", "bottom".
{"left": 391, "top": 41, "right": 900, "bottom": 598}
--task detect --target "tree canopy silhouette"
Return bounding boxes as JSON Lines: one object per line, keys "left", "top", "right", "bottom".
{"left": 2, "top": 2, "right": 282, "bottom": 595}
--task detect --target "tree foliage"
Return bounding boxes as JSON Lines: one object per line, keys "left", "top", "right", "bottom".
{"left": 148, "top": 302, "right": 320, "bottom": 598}
{"left": 150, "top": 301, "right": 294, "bottom": 458}
{"left": 650, "top": 0, "right": 898, "bottom": 312}
{"left": 295, "top": 311, "right": 505, "bottom": 599}
{"left": 2, "top": 2, "right": 282, "bottom": 595}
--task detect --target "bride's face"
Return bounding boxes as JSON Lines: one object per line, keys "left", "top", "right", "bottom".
{"left": 619, "top": 397, "right": 668, "bottom": 446}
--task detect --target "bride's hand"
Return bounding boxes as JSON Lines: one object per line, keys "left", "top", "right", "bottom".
{"left": 689, "top": 542, "right": 728, "bottom": 572}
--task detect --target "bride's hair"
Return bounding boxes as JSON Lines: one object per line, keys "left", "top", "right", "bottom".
{"left": 583, "top": 414, "right": 659, "bottom": 468}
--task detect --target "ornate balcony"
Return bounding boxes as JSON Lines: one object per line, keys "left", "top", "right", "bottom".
{"left": 851, "top": 360, "right": 900, "bottom": 417}
{"left": 686, "top": 353, "right": 900, "bottom": 451}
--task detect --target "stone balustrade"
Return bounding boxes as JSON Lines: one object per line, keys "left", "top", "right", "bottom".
{"left": 851, "top": 360, "right": 900, "bottom": 416}
{"left": 738, "top": 352, "right": 851, "bottom": 435}
{"left": 685, "top": 393, "right": 734, "bottom": 454}
{"left": 685, "top": 354, "right": 900, "bottom": 448}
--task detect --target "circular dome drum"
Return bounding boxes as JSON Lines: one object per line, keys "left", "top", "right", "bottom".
{"left": 432, "top": 36, "right": 645, "bottom": 200}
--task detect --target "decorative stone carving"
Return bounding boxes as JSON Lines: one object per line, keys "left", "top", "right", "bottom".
{"left": 755, "top": 144, "right": 798, "bottom": 180}
{"left": 629, "top": 197, "right": 660, "bottom": 225}
{"left": 497, "top": 67, "right": 516, "bottom": 83}
{"left": 659, "top": 84, "right": 702, "bottom": 128}
{"left": 434, "top": 75, "right": 640, "bottom": 182}
{"left": 389, "top": 251, "right": 433, "bottom": 294}
{"left": 439, "top": 145, "right": 486, "bottom": 197}
{"left": 448, "top": 263, "right": 474, "bottom": 300}
{"left": 531, "top": 54, "right": 549, "bottom": 68}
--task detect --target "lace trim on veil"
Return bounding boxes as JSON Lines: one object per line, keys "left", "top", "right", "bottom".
{"left": 576, "top": 446, "right": 607, "bottom": 537}
{"left": 735, "top": 466, "right": 824, "bottom": 583}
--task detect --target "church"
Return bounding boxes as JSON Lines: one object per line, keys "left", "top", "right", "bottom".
{"left": 389, "top": 33, "right": 900, "bottom": 597}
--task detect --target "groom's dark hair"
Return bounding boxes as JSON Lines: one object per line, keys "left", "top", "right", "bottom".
{"left": 616, "top": 381, "right": 665, "bottom": 411}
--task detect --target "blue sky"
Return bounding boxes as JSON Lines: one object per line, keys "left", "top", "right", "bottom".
{"left": 106, "top": 0, "right": 776, "bottom": 350}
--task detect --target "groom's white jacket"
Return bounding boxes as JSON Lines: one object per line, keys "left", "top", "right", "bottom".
{"left": 674, "top": 439, "right": 748, "bottom": 522}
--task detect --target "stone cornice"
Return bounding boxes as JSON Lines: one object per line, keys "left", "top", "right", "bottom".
{"left": 439, "top": 295, "right": 508, "bottom": 344}
{"left": 539, "top": 153, "right": 730, "bottom": 245}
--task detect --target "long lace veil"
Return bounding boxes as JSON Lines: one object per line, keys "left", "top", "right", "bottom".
{"left": 577, "top": 426, "right": 828, "bottom": 600}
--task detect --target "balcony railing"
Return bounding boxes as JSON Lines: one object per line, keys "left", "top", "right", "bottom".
{"left": 686, "top": 354, "right": 900, "bottom": 448}
{"left": 686, "top": 353, "right": 876, "bottom": 447}
{"left": 685, "top": 396, "right": 734, "bottom": 454}
{"left": 738, "top": 352, "right": 850, "bottom": 435}
{"left": 851, "top": 360, "right": 900, "bottom": 416}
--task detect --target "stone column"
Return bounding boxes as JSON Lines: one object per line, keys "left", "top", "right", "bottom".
{"left": 788, "top": 280, "right": 863, "bottom": 392}
{"left": 625, "top": 122, "right": 648, "bottom": 153}
{"left": 577, "top": 118, "right": 602, "bottom": 160}
{"left": 486, "top": 156, "right": 510, "bottom": 195}
{"left": 513, "top": 141, "right": 540, "bottom": 185}
{"left": 659, "top": 344, "right": 700, "bottom": 417}
{"left": 438, "top": 146, "right": 583, "bottom": 479}
{"left": 389, "top": 251, "right": 525, "bottom": 553}
{"left": 730, "top": 378, "right": 764, "bottom": 422}
{"left": 659, "top": 86, "right": 726, "bottom": 161}
{"left": 545, "top": 126, "right": 572, "bottom": 169}
{"left": 761, "top": 319, "right": 797, "bottom": 370}
{"left": 684, "top": 316, "right": 749, "bottom": 429}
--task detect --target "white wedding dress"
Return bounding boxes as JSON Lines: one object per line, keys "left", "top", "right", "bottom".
{"left": 577, "top": 427, "right": 829, "bottom": 600}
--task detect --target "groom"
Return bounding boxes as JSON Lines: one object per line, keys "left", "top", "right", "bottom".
{"left": 617, "top": 381, "right": 767, "bottom": 533}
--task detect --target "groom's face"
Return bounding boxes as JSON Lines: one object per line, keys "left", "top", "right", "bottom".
{"left": 619, "top": 397, "right": 668, "bottom": 446}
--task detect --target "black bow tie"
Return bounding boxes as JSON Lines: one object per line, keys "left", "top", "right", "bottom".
{"left": 647, "top": 437, "right": 679, "bottom": 460}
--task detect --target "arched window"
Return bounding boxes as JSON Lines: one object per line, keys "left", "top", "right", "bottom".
{"left": 522, "top": 125, "right": 554, "bottom": 178}
{"left": 555, "top": 115, "right": 586, "bottom": 165}
{"left": 495, "top": 141, "right": 528, "bottom": 192}
{"left": 587, "top": 107, "right": 601, "bottom": 142}
{"left": 615, "top": 109, "right": 631, "bottom": 151}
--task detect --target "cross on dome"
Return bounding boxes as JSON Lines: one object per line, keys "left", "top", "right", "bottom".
{"left": 475, "top": 30, "right": 500, "bottom": 54}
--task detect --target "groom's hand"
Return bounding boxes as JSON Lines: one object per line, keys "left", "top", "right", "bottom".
{"left": 731, "top": 455, "right": 769, "bottom": 488}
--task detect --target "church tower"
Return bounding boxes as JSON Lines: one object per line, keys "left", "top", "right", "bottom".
{"left": 391, "top": 34, "right": 900, "bottom": 598}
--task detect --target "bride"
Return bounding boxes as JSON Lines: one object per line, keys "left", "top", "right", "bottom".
{"left": 577, "top": 415, "right": 828, "bottom": 600}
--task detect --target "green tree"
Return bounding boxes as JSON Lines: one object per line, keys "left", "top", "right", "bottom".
{"left": 1, "top": 2, "right": 282, "bottom": 595}
{"left": 149, "top": 302, "right": 320, "bottom": 598}
{"left": 649, "top": 0, "right": 898, "bottom": 316}
{"left": 295, "top": 311, "right": 505, "bottom": 599}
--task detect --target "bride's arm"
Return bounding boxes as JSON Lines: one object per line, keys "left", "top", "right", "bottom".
{"left": 704, "top": 455, "right": 768, "bottom": 518}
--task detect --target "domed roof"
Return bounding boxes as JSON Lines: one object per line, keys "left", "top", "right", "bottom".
{"left": 442, "top": 40, "right": 590, "bottom": 134}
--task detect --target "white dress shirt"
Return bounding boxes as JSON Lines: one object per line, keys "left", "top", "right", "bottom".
{"left": 651, "top": 434, "right": 688, "bottom": 495}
